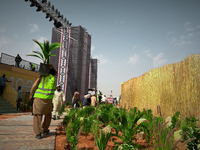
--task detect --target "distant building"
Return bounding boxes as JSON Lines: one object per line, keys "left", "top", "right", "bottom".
{"left": 50, "top": 26, "right": 97, "bottom": 102}
{"left": 89, "top": 58, "right": 97, "bottom": 90}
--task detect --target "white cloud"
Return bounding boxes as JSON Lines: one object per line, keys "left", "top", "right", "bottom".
{"left": 0, "top": 27, "right": 6, "bottom": 33}
{"left": 32, "top": 36, "right": 48, "bottom": 50}
{"left": 185, "top": 28, "right": 194, "bottom": 32}
{"left": 171, "top": 32, "right": 193, "bottom": 46}
{"left": 153, "top": 53, "right": 168, "bottom": 68}
{"left": 167, "top": 32, "right": 173, "bottom": 35}
{"left": 13, "top": 33, "right": 18, "bottom": 38}
{"left": 37, "top": 36, "right": 48, "bottom": 43}
{"left": 0, "top": 37, "right": 9, "bottom": 47}
{"left": 184, "top": 22, "right": 191, "bottom": 26}
{"left": 143, "top": 49, "right": 152, "bottom": 57}
{"left": 93, "top": 54, "right": 108, "bottom": 64}
{"left": 29, "top": 23, "right": 39, "bottom": 33}
{"left": 91, "top": 45, "right": 95, "bottom": 52}
{"left": 183, "top": 22, "right": 194, "bottom": 32}
{"left": 128, "top": 54, "right": 139, "bottom": 65}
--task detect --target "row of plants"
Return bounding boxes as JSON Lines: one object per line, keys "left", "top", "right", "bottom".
{"left": 58, "top": 104, "right": 199, "bottom": 150}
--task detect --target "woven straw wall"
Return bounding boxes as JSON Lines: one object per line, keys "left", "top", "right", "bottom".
{"left": 121, "top": 54, "right": 200, "bottom": 119}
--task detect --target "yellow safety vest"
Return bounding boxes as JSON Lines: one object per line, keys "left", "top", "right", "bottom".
{"left": 32, "top": 63, "right": 35, "bottom": 68}
{"left": 34, "top": 74, "right": 56, "bottom": 99}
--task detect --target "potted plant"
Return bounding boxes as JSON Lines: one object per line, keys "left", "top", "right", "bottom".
{"left": 27, "top": 39, "right": 61, "bottom": 76}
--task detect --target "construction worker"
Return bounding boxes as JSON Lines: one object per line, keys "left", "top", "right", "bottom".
{"left": 72, "top": 89, "right": 81, "bottom": 109}
{"left": 29, "top": 64, "right": 57, "bottom": 139}
{"left": 30, "top": 63, "right": 35, "bottom": 71}
{"left": 52, "top": 85, "right": 65, "bottom": 120}
{"left": 15, "top": 54, "right": 22, "bottom": 68}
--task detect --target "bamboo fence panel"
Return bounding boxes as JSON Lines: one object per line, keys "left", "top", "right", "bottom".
{"left": 121, "top": 54, "right": 200, "bottom": 119}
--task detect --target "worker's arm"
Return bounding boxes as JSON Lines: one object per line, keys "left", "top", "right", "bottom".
{"left": 50, "top": 64, "right": 58, "bottom": 77}
{"left": 73, "top": 92, "right": 76, "bottom": 100}
{"left": 62, "top": 92, "right": 65, "bottom": 103}
{"left": 29, "top": 76, "right": 41, "bottom": 101}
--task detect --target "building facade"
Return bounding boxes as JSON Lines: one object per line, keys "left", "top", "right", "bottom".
{"left": 50, "top": 26, "right": 97, "bottom": 102}
{"left": 89, "top": 59, "right": 97, "bottom": 90}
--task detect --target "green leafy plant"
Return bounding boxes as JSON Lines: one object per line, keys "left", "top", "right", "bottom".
{"left": 118, "top": 144, "right": 138, "bottom": 150}
{"left": 110, "top": 107, "right": 121, "bottom": 135}
{"left": 27, "top": 39, "right": 61, "bottom": 64}
{"left": 91, "top": 115, "right": 103, "bottom": 143}
{"left": 98, "top": 90, "right": 103, "bottom": 96}
{"left": 65, "top": 102, "right": 71, "bottom": 107}
{"left": 82, "top": 116, "right": 94, "bottom": 137}
{"left": 62, "top": 108, "right": 76, "bottom": 127}
{"left": 65, "top": 126, "right": 83, "bottom": 150}
{"left": 139, "top": 109, "right": 154, "bottom": 143}
{"left": 181, "top": 116, "right": 200, "bottom": 150}
{"left": 170, "top": 111, "right": 180, "bottom": 129}
{"left": 153, "top": 118, "right": 195, "bottom": 150}
{"left": 77, "top": 105, "right": 96, "bottom": 118}
{"left": 58, "top": 103, "right": 66, "bottom": 115}
{"left": 95, "top": 130, "right": 112, "bottom": 150}
{"left": 110, "top": 107, "right": 146, "bottom": 149}
{"left": 65, "top": 117, "right": 82, "bottom": 149}
{"left": 99, "top": 104, "right": 114, "bottom": 126}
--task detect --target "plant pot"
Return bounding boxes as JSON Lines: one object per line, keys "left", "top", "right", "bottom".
{"left": 38, "top": 63, "right": 50, "bottom": 76}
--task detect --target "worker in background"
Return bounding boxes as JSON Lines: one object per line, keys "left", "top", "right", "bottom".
{"left": 113, "top": 97, "right": 117, "bottom": 106}
{"left": 29, "top": 64, "right": 57, "bottom": 139}
{"left": 98, "top": 94, "right": 102, "bottom": 105}
{"left": 52, "top": 85, "right": 65, "bottom": 120}
{"left": 101, "top": 95, "right": 107, "bottom": 105}
{"left": 15, "top": 54, "right": 22, "bottom": 68}
{"left": 91, "top": 95, "right": 97, "bottom": 106}
{"left": 30, "top": 63, "right": 35, "bottom": 71}
{"left": 72, "top": 89, "right": 81, "bottom": 109}
{"left": 16, "top": 86, "right": 23, "bottom": 112}
{"left": 83, "top": 93, "right": 90, "bottom": 107}
{"left": 0, "top": 74, "right": 11, "bottom": 96}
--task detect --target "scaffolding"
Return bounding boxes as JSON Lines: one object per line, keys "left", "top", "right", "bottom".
{"left": 50, "top": 26, "right": 96, "bottom": 102}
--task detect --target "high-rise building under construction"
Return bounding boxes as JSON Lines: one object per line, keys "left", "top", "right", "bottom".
{"left": 50, "top": 26, "right": 97, "bottom": 102}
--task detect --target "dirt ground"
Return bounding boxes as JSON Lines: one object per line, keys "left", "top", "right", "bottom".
{"left": 55, "top": 129, "right": 154, "bottom": 150}
{"left": 0, "top": 114, "right": 22, "bottom": 120}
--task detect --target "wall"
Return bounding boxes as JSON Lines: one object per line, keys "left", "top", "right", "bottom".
{"left": 121, "top": 54, "right": 200, "bottom": 119}
{"left": 0, "top": 63, "right": 39, "bottom": 107}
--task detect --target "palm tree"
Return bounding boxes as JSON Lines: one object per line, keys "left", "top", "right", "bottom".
{"left": 27, "top": 39, "right": 61, "bottom": 64}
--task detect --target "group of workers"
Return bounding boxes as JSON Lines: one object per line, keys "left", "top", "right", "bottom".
{"left": 1, "top": 62, "right": 118, "bottom": 140}
{"left": 82, "top": 94, "right": 108, "bottom": 107}
{"left": 15, "top": 54, "right": 35, "bottom": 71}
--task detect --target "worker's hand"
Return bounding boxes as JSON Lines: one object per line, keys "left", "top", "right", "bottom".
{"left": 29, "top": 96, "right": 34, "bottom": 102}
{"left": 49, "top": 64, "right": 53, "bottom": 67}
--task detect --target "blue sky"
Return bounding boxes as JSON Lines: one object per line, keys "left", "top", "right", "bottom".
{"left": 0, "top": 0, "right": 200, "bottom": 97}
